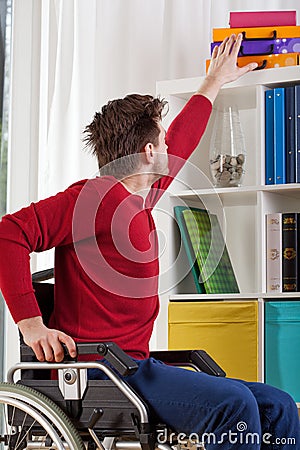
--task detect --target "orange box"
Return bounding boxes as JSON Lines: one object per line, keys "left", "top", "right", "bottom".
{"left": 213, "top": 26, "right": 300, "bottom": 42}
{"left": 206, "top": 52, "right": 299, "bottom": 72}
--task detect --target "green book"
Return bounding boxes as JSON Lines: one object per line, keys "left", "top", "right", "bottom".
{"left": 174, "top": 206, "right": 206, "bottom": 294}
{"left": 180, "top": 207, "right": 239, "bottom": 294}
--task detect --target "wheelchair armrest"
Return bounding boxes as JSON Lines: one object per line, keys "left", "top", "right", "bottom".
{"left": 20, "top": 341, "right": 138, "bottom": 377}
{"left": 76, "top": 342, "right": 138, "bottom": 376}
{"left": 150, "top": 349, "right": 226, "bottom": 377}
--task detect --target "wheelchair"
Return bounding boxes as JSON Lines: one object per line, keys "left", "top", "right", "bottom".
{"left": 0, "top": 269, "right": 226, "bottom": 450}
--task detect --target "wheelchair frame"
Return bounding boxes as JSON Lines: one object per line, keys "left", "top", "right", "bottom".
{"left": 0, "top": 270, "right": 225, "bottom": 450}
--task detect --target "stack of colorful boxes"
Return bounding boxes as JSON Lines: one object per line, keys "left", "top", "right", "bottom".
{"left": 207, "top": 10, "right": 300, "bottom": 71}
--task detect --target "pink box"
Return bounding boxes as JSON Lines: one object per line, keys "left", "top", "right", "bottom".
{"left": 229, "top": 11, "right": 296, "bottom": 28}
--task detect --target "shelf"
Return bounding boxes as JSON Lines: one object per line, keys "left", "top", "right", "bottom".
{"left": 170, "top": 186, "right": 259, "bottom": 206}
{"left": 170, "top": 293, "right": 260, "bottom": 301}
{"left": 170, "top": 292, "right": 300, "bottom": 301}
{"left": 262, "top": 184, "right": 300, "bottom": 199}
{"left": 157, "top": 66, "right": 300, "bottom": 100}
{"left": 169, "top": 184, "right": 300, "bottom": 206}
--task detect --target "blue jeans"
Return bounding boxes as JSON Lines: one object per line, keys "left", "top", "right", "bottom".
{"left": 88, "top": 358, "right": 300, "bottom": 449}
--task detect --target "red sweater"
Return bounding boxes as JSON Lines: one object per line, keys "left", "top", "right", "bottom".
{"left": 0, "top": 95, "right": 212, "bottom": 359}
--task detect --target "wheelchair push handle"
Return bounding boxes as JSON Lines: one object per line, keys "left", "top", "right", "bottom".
{"left": 20, "top": 341, "right": 139, "bottom": 377}
{"left": 31, "top": 268, "right": 54, "bottom": 282}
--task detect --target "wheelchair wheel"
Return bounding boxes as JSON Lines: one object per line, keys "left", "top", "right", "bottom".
{"left": 0, "top": 382, "right": 85, "bottom": 449}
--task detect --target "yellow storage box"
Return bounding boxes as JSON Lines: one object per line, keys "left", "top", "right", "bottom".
{"left": 168, "top": 301, "right": 258, "bottom": 381}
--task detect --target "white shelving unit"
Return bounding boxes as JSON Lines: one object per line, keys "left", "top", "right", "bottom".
{"left": 154, "top": 66, "right": 300, "bottom": 382}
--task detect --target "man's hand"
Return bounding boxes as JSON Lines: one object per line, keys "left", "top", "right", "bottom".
{"left": 207, "top": 33, "right": 258, "bottom": 85}
{"left": 17, "top": 316, "right": 77, "bottom": 362}
{"left": 197, "top": 34, "right": 258, "bottom": 103}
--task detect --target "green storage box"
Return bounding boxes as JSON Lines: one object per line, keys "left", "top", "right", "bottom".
{"left": 265, "top": 301, "right": 300, "bottom": 402}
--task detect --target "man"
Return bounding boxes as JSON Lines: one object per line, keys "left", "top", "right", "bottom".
{"left": 0, "top": 34, "right": 299, "bottom": 449}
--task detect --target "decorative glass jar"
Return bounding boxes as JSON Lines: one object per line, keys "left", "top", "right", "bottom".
{"left": 209, "top": 105, "right": 246, "bottom": 188}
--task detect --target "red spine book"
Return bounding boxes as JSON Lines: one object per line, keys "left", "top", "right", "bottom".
{"left": 229, "top": 11, "right": 296, "bottom": 28}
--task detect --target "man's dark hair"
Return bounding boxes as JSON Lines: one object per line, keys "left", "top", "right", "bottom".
{"left": 83, "top": 94, "right": 168, "bottom": 179}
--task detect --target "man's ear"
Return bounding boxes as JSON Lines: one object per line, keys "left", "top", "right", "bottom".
{"left": 144, "top": 143, "right": 155, "bottom": 164}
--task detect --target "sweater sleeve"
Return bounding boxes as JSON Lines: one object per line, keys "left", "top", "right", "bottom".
{"left": 0, "top": 181, "right": 86, "bottom": 323}
{"left": 147, "top": 94, "right": 212, "bottom": 207}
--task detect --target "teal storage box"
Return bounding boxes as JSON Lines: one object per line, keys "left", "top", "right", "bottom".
{"left": 265, "top": 301, "right": 300, "bottom": 402}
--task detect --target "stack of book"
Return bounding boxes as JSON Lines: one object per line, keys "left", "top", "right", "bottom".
{"left": 207, "top": 10, "right": 300, "bottom": 72}
{"left": 266, "top": 212, "right": 300, "bottom": 293}
{"left": 174, "top": 206, "right": 239, "bottom": 295}
{"left": 265, "top": 84, "right": 300, "bottom": 185}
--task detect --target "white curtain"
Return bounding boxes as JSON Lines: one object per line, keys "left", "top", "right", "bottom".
{"left": 37, "top": 0, "right": 212, "bottom": 199}
{"left": 10, "top": 0, "right": 300, "bottom": 201}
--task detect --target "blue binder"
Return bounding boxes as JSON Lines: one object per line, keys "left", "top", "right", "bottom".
{"left": 265, "top": 90, "right": 274, "bottom": 185}
{"left": 274, "top": 88, "right": 286, "bottom": 185}
{"left": 285, "top": 86, "right": 296, "bottom": 183}
{"left": 295, "top": 85, "right": 300, "bottom": 183}
{"left": 265, "top": 301, "right": 300, "bottom": 402}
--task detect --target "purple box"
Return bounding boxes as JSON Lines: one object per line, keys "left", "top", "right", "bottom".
{"left": 211, "top": 38, "right": 300, "bottom": 57}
